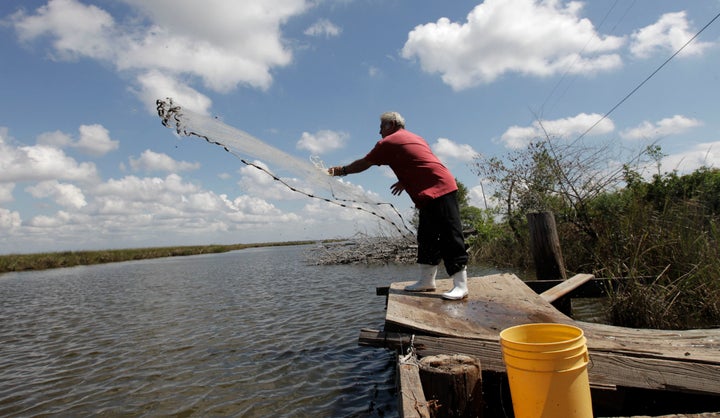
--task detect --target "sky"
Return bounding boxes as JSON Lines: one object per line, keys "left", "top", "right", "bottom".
{"left": 1, "top": 0, "right": 720, "bottom": 254}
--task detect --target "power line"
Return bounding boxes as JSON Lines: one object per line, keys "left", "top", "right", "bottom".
{"left": 573, "top": 9, "right": 720, "bottom": 144}
{"left": 540, "top": 0, "right": 623, "bottom": 116}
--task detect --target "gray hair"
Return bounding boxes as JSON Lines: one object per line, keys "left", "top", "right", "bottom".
{"left": 380, "top": 111, "right": 405, "bottom": 128}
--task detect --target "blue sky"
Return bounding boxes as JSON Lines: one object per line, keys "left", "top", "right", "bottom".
{"left": 1, "top": 0, "right": 720, "bottom": 254}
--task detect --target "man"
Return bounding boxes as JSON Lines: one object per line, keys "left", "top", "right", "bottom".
{"left": 328, "top": 112, "right": 469, "bottom": 300}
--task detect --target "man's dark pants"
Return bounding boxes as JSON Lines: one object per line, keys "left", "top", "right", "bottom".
{"left": 416, "top": 190, "right": 468, "bottom": 276}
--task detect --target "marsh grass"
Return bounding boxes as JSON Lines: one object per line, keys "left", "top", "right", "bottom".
{"left": 0, "top": 241, "right": 317, "bottom": 274}
{"left": 593, "top": 196, "right": 720, "bottom": 329}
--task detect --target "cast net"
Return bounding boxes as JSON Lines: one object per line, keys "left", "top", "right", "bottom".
{"left": 156, "top": 98, "right": 415, "bottom": 237}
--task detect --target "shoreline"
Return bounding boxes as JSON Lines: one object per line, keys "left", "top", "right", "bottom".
{"left": 0, "top": 241, "right": 323, "bottom": 274}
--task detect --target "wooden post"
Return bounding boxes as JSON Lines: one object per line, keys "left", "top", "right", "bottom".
{"left": 527, "top": 211, "right": 567, "bottom": 281}
{"left": 418, "top": 354, "right": 483, "bottom": 418}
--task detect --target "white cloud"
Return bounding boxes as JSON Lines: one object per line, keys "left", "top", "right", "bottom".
{"left": 0, "top": 134, "right": 99, "bottom": 183}
{"left": 662, "top": 141, "right": 720, "bottom": 174}
{"left": 630, "top": 11, "right": 714, "bottom": 59}
{"left": 304, "top": 19, "right": 341, "bottom": 37}
{"left": 431, "top": 138, "right": 478, "bottom": 163}
{"left": 36, "top": 124, "right": 119, "bottom": 156}
{"left": 129, "top": 149, "right": 201, "bottom": 173}
{"left": 135, "top": 70, "right": 213, "bottom": 115}
{"left": 469, "top": 183, "right": 491, "bottom": 210}
{"left": 296, "top": 129, "right": 348, "bottom": 154}
{"left": 401, "top": 0, "right": 624, "bottom": 90}
{"left": 226, "top": 194, "right": 289, "bottom": 218}
{"left": 24, "top": 213, "right": 68, "bottom": 228}
{"left": 75, "top": 124, "right": 119, "bottom": 156}
{"left": 84, "top": 172, "right": 300, "bottom": 226}
{"left": 237, "top": 160, "right": 303, "bottom": 201}
{"left": 620, "top": 115, "right": 702, "bottom": 140}
{"left": 118, "top": 0, "right": 306, "bottom": 89}
{"left": 182, "top": 191, "right": 227, "bottom": 213}
{"left": 301, "top": 198, "right": 370, "bottom": 224}
{"left": 0, "top": 208, "right": 22, "bottom": 231}
{"left": 10, "top": 0, "right": 311, "bottom": 112}
{"left": 37, "top": 130, "right": 73, "bottom": 148}
{"left": 0, "top": 184, "right": 14, "bottom": 203}
{"left": 500, "top": 113, "right": 615, "bottom": 149}
{"left": 93, "top": 174, "right": 198, "bottom": 207}
{"left": 541, "top": 113, "right": 615, "bottom": 137}
{"left": 26, "top": 180, "right": 87, "bottom": 209}
{"left": 11, "top": 0, "right": 116, "bottom": 61}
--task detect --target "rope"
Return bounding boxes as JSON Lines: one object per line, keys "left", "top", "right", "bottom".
{"left": 399, "top": 334, "right": 418, "bottom": 365}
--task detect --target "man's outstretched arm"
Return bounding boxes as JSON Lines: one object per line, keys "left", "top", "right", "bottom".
{"left": 328, "top": 158, "right": 372, "bottom": 176}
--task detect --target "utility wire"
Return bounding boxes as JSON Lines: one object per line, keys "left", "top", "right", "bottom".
{"left": 573, "top": 9, "right": 720, "bottom": 144}
{"left": 540, "top": 0, "right": 621, "bottom": 115}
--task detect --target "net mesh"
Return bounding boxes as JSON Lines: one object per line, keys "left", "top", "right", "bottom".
{"left": 156, "top": 98, "right": 415, "bottom": 237}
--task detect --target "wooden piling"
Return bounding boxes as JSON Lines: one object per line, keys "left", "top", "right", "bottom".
{"left": 527, "top": 211, "right": 567, "bottom": 281}
{"left": 527, "top": 211, "right": 573, "bottom": 314}
{"left": 418, "top": 354, "right": 483, "bottom": 418}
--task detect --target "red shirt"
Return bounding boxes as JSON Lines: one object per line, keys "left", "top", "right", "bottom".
{"left": 364, "top": 129, "right": 457, "bottom": 206}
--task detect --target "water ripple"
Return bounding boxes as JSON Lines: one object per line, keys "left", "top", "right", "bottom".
{"left": 0, "top": 246, "right": 399, "bottom": 417}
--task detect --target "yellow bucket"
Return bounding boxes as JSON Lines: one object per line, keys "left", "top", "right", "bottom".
{"left": 499, "top": 323, "right": 593, "bottom": 418}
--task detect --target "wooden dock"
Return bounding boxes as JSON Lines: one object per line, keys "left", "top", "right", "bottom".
{"left": 359, "top": 273, "right": 720, "bottom": 416}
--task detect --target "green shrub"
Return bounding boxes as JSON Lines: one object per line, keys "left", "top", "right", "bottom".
{"left": 470, "top": 152, "right": 720, "bottom": 329}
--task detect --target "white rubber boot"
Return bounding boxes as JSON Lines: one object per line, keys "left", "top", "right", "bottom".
{"left": 404, "top": 264, "right": 438, "bottom": 292}
{"left": 442, "top": 267, "right": 468, "bottom": 300}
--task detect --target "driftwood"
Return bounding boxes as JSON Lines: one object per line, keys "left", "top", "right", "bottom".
{"left": 308, "top": 234, "right": 416, "bottom": 265}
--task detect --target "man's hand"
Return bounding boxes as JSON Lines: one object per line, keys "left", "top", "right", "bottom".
{"left": 328, "top": 166, "right": 344, "bottom": 176}
{"left": 328, "top": 159, "right": 371, "bottom": 176}
{"left": 390, "top": 181, "right": 405, "bottom": 196}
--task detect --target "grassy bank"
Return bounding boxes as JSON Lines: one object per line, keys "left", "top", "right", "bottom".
{"left": 0, "top": 241, "right": 318, "bottom": 274}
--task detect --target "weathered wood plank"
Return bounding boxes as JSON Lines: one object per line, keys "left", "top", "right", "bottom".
{"left": 397, "top": 353, "right": 431, "bottom": 418}
{"left": 540, "top": 273, "right": 595, "bottom": 303}
{"left": 364, "top": 318, "right": 720, "bottom": 367}
{"left": 360, "top": 328, "right": 720, "bottom": 396}
{"left": 360, "top": 329, "right": 506, "bottom": 374}
{"left": 587, "top": 350, "right": 720, "bottom": 395}
{"left": 580, "top": 321, "right": 720, "bottom": 364}
{"left": 386, "top": 273, "right": 575, "bottom": 339}
{"left": 525, "top": 277, "right": 610, "bottom": 298}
